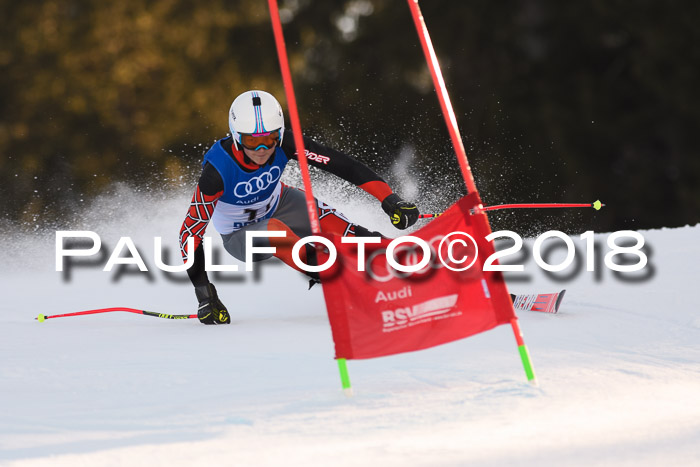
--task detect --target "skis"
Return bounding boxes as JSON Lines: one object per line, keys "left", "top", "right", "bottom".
{"left": 510, "top": 290, "right": 566, "bottom": 314}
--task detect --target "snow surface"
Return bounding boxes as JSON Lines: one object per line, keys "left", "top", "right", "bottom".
{"left": 1, "top": 186, "right": 699, "bottom": 467}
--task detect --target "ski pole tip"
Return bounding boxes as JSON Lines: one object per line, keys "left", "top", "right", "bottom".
{"left": 593, "top": 200, "right": 603, "bottom": 210}
{"left": 36, "top": 314, "right": 46, "bottom": 323}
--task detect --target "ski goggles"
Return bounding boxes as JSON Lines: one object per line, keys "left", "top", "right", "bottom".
{"left": 240, "top": 130, "right": 280, "bottom": 151}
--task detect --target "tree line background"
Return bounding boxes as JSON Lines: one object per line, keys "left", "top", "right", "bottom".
{"left": 2, "top": 0, "right": 699, "bottom": 233}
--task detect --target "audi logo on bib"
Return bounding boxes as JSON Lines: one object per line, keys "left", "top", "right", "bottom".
{"left": 234, "top": 167, "right": 282, "bottom": 198}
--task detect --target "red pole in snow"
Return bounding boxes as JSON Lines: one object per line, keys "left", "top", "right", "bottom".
{"left": 405, "top": 0, "right": 480, "bottom": 200}
{"left": 406, "top": 0, "right": 537, "bottom": 385}
{"left": 267, "top": 0, "right": 321, "bottom": 235}
{"left": 268, "top": 0, "right": 352, "bottom": 395}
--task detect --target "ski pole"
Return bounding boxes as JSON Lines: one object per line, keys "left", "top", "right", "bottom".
{"left": 418, "top": 200, "right": 604, "bottom": 218}
{"left": 36, "top": 307, "right": 197, "bottom": 322}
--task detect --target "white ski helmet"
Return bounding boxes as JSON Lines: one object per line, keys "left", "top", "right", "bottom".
{"left": 228, "top": 90, "right": 285, "bottom": 149}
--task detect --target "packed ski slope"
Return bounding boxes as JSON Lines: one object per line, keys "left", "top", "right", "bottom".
{"left": 1, "top": 184, "right": 699, "bottom": 467}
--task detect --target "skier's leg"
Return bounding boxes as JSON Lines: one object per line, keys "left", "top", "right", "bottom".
{"left": 220, "top": 221, "right": 274, "bottom": 263}
{"left": 218, "top": 187, "right": 313, "bottom": 263}
{"left": 220, "top": 217, "right": 321, "bottom": 280}
{"left": 220, "top": 186, "right": 381, "bottom": 279}
{"left": 269, "top": 186, "right": 384, "bottom": 283}
{"left": 272, "top": 186, "right": 382, "bottom": 238}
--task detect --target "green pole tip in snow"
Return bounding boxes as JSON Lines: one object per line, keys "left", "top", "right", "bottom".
{"left": 518, "top": 345, "right": 538, "bottom": 386}
{"left": 593, "top": 200, "right": 603, "bottom": 210}
{"left": 36, "top": 314, "right": 46, "bottom": 323}
{"left": 337, "top": 358, "right": 353, "bottom": 397}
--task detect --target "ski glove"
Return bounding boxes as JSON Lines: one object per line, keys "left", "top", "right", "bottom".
{"left": 381, "top": 193, "right": 420, "bottom": 230}
{"left": 194, "top": 283, "right": 231, "bottom": 325}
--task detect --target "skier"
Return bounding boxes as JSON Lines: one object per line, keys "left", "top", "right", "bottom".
{"left": 179, "top": 90, "right": 420, "bottom": 324}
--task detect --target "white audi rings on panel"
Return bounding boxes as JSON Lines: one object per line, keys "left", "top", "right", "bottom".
{"left": 233, "top": 167, "right": 282, "bottom": 198}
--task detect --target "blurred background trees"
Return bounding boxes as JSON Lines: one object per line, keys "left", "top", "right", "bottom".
{"left": 2, "top": 0, "right": 698, "bottom": 232}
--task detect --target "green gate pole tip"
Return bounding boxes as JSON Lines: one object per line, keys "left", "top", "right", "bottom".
{"left": 518, "top": 345, "right": 539, "bottom": 387}
{"left": 337, "top": 358, "right": 353, "bottom": 397}
{"left": 593, "top": 200, "right": 603, "bottom": 210}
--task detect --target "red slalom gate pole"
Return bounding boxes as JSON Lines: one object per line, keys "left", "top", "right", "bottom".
{"left": 267, "top": 0, "right": 321, "bottom": 236}
{"left": 35, "top": 307, "right": 197, "bottom": 322}
{"left": 407, "top": 0, "right": 537, "bottom": 385}
{"left": 406, "top": 0, "right": 479, "bottom": 199}
{"left": 510, "top": 319, "right": 536, "bottom": 383}
{"left": 268, "top": 0, "right": 352, "bottom": 395}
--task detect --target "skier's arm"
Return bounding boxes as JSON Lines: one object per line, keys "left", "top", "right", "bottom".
{"left": 179, "top": 163, "right": 223, "bottom": 287}
{"left": 178, "top": 164, "right": 231, "bottom": 325}
{"left": 281, "top": 131, "right": 419, "bottom": 229}
{"left": 281, "top": 131, "right": 394, "bottom": 202}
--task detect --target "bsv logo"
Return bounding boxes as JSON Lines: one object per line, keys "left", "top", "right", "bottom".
{"left": 234, "top": 167, "right": 281, "bottom": 198}
{"left": 381, "top": 294, "right": 458, "bottom": 331}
